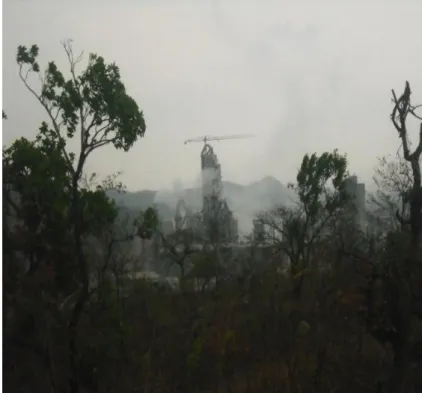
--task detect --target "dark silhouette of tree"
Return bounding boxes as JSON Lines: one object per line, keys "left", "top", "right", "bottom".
{"left": 391, "top": 81, "right": 422, "bottom": 246}
{"left": 256, "top": 149, "right": 350, "bottom": 296}
{"left": 3, "top": 40, "right": 148, "bottom": 393}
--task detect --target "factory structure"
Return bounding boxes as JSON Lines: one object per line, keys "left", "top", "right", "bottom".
{"left": 130, "top": 138, "right": 370, "bottom": 284}
{"left": 160, "top": 136, "right": 243, "bottom": 244}
{"left": 165, "top": 140, "right": 367, "bottom": 244}
{"left": 199, "top": 141, "right": 239, "bottom": 243}
{"left": 153, "top": 132, "right": 368, "bottom": 250}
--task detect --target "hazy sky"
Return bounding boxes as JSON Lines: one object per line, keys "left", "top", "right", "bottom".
{"left": 3, "top": 0, "right": 422, "bottom": 191}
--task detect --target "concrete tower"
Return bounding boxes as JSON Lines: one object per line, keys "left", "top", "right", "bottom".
{"left": 343, "top": 175, "right": 366, "bottom": 230}
{"left": 201, "top": 143, "right": 222, "bottom": 215}
{"left": 199, "top": 143, "right": 238, "bottom": 243}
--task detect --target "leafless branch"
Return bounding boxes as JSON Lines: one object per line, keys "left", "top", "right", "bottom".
{"left": 391, "top": 81, "right": 422, "bottom": 245}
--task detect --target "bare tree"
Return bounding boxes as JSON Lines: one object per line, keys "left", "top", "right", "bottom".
{"left": 391, "top": 81, "right": 422, "bottom": 246}
{"left": 159, "top": 226, "right": 197, "bottom": 287}
{"left": 369, "top": 154, "right": 414, "bottom": 233}
{"left": 366, "top": 81, "right": 422, "bottom": 393}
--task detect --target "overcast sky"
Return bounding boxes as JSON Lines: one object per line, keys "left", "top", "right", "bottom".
{"left": 3, "top": 0, "right": 422, "bottom": 191}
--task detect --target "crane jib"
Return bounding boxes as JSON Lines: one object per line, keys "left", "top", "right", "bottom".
{"left": 184, "top": 134, "right": 255, "bottom": 145}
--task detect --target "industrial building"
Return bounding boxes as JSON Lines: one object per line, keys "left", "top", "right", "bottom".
{"left": 200, "top": 141, "right": 239, "bottom": 244}
{"left": 159, "top": 136, "right": 240, "bottom": 244}
{"left": 129, "top": 147, "right": 370, "bottom": 287}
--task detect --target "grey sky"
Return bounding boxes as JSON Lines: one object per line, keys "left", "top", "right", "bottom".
{"left": 3, "top": 0, "right": 422, "bottom": 191}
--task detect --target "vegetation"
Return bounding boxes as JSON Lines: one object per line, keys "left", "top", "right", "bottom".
{"left": 3, "top": 41, "right": 422, "bottom": 393}
{"left": 256, "top": 149, "right": 350, "bottom": 295}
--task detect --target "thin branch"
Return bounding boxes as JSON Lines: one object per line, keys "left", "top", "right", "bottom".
{"left": 18, "top": 65, "right": 75, "bottom": 175}
{"left": 390, "top": 81, "right": 422, "bottom": 245}
{"left": 61, "top": 40, "right": 87, "bottom": 182}
{"left": 88, "top": 120, "right": 112, "bottom": 144}
{"left": 409, "top": 104, "right": 422, "bottom": 121}
{"left": 84, "top": 114, "right": 103, "bottom": 139}
{"left": 391, "top": 81, "right": 422, "bottom": 162}
{"left": 85, "top": 135, "right": 117, "bottom": 157}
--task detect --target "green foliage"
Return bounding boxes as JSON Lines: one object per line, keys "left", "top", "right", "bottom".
{"left": 16, "top": 44, "right": 40, "bottom": 71}
{"left": 80, "top": 188, "right": 118, "bottom": 234}
{"left": 3, "top": 41, "right": 148, "bottom": 317}
{"left": 135, "top": 207, "right": 159, "bottom": 239}
{"left": 257, "top": 150, "right": 349, "bottom": 285}
{"left": 3, "top": 137, "right": 118, "bottom": 236}
{"left": 17, "top": 42, "right": 146, "bottom": 155}
{"left": 292, "top": 149, "right": 348, "bottom": 220}
{"left": 4, "top": 136, "right": 70, "bottom": 195}
{"left": 3, "top": 136, "right": 72, "bottom": 235}
{"left": 6, "top": 41, "right": 148, "bottom": 243}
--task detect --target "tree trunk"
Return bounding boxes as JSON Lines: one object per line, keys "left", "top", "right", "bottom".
{"left": 68, "top": 178, "right": 89, "bottom": 393}
{"left": 388, "top": 277, "right": 411, "bottom": 393}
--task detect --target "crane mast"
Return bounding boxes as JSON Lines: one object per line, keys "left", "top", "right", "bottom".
{"left": 182, "top": 134, "right": 253, "bottom": 244}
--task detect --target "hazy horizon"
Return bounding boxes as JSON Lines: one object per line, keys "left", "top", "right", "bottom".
{"left": 3, "top": 0, "right": 422, "bottom": 191}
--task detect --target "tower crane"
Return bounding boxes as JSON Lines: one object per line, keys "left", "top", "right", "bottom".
{"left": 184, "top": 134, "right": 254, "bottom": 145}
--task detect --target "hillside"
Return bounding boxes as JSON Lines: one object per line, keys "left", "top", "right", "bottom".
{"left": 107, "top": 176, "right": 296, "bottom": 234}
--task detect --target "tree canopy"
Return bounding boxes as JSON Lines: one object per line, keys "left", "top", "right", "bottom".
{"left": 3, "top": 41, "right": 154, "bottom": 393}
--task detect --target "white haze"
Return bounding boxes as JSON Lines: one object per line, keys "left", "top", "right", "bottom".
{"left": 3, "top": 1, "right": 422, "bottom": 192}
